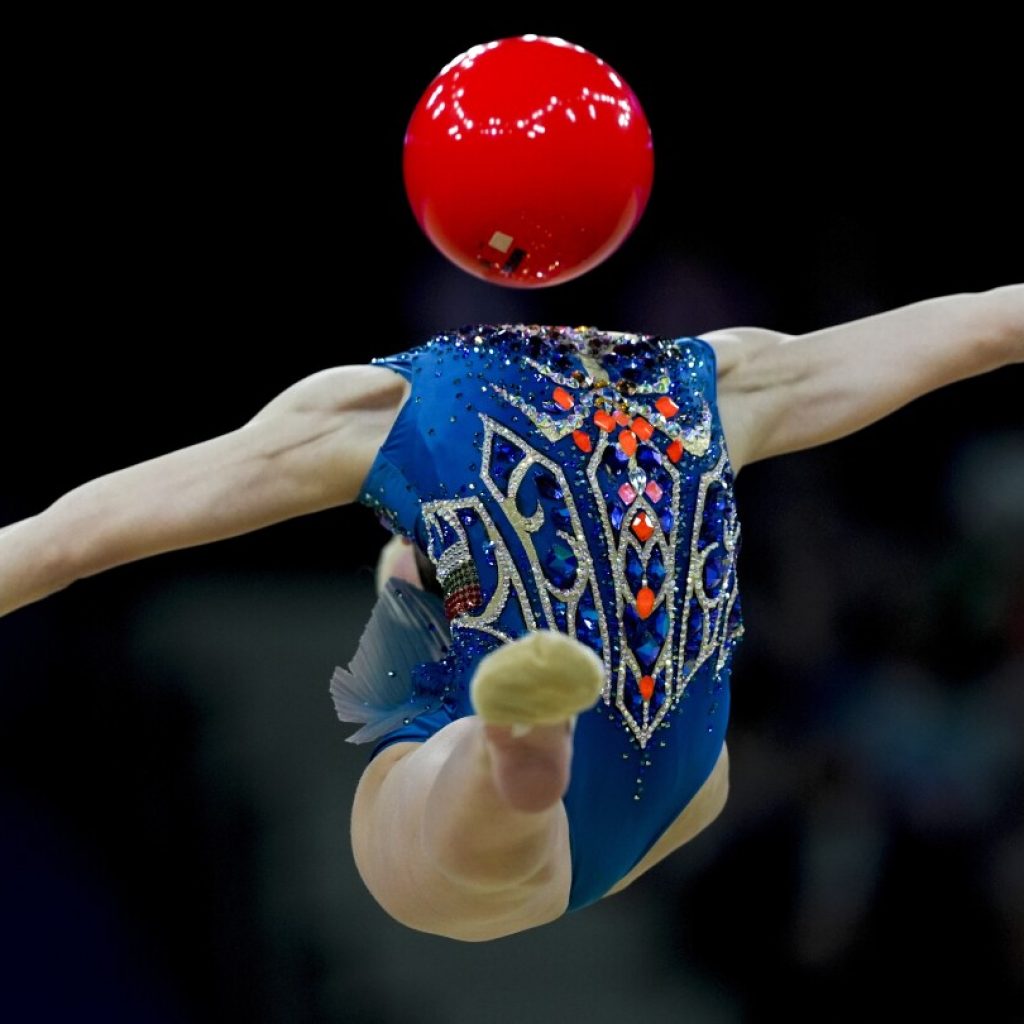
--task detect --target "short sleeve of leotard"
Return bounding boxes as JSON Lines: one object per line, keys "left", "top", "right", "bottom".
{"left": 357, "top": 340, "right": 440, "bottom": 547}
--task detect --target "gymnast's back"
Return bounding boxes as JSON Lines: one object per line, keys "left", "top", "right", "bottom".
{"left": 338, "top": 322, "right": 746, "bottom": 911}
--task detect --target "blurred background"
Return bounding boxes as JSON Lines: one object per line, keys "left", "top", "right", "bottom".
{"left": 2, "top": 11, "right": 1022, "bottom": 1023}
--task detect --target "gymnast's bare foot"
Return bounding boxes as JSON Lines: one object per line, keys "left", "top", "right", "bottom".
{"left": 470, "top": 630, "right": 605, "bottom": 813}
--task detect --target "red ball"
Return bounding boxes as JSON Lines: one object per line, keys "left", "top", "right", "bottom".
{"left": 403, "top": 35, "right": 654, "bottom": 288}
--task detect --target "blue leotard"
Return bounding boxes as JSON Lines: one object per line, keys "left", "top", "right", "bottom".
{"left": 337, "top": 323, "right": 744, "bottom": 912}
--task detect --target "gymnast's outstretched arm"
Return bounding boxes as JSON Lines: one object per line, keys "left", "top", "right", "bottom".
{"left": 0, "top": 364, "right": 410, "bottom": 618}
{"left": 702, "top": 285, "right": 1022, "bottom": 472}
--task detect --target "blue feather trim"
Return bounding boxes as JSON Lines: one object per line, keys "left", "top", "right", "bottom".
{"left": 329, "top": 578, "right": 452, "bottom": 744}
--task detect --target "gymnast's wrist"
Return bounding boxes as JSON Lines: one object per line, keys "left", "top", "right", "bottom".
{"left": 985, "top": 284, "right": 1023, "bottom": 365}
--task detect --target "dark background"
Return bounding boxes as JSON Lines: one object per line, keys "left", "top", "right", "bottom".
{"left": 2, "top": 13, "right": 1022, "bottom": 1024}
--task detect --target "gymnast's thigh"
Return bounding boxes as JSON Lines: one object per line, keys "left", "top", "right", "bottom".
{"left": 349, "top": 724, "right": 572, "bottom": 940}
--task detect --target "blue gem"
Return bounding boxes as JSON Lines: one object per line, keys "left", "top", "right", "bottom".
{"left": 551, "top": 598, "right": 567, "bottom": 631}
{"left": 535, "top": 469, "right": 564, "bottom": 500}
{"left": 602, "top": 445, "right": 628, "bottom": 474}
{"left": 624, "top": 604, "right": 669, "bottom": 671}
{"left": 660, "top": 509, "right": 674, "bottom": 533}
{"left": 684, "top": 599, "right": 704, "bottom": 658}
{"left": 543, "top": 539, "right": 578, "bottom": 588}
{"left": 610, "top": 504, "right": 625, "bottom": 530}
{"left": 703, "top": 483, "right": 727, "bottom": 518}
{"left": 629, "top": 688, "right": 645, "bottom": 715}
{"left": 704, "top": 548, "right": 725, "bottom": 593}
{"left": 637, "top": 446, "right": 662, "bottom": 471}
{"left": 648, "top": 546, "right": 666, "bottom": 591}
{"left": 439, "top": 518, "right": 458, "bottom": 546}
{"left": 491, "top": 437, "right": 524, "bottom": 489}
{"left": 576, "top": 592, "right": 602, "bottom": 655}
{"left": 625, "top": 547, "right": 644, "bottom": 590}
{"left": 700, "top": 493, "right": 724, "bottom": 547}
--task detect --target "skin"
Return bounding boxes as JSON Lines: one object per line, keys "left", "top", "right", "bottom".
{"left": 0, "top": 287, "right": 1020, "bottom": 942}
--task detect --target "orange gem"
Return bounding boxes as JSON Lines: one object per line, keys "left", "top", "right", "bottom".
{"left": 631, "top": 510, "right": 654, "bottom": 541}
{"left": 618, "top": 430, "right": 637, "bottom": 456}
{"left": 632, "top": 416, "right": 653, "bottom": 441}
{"left": 593, "top": 409, "right": 615, "bottom": 432}
{"left": 613, "top": 409, "right": 631, "bottom": 427}
{"left": 639, "top": 675, "right": 655, "bottom": 701}
{"left": 572, "top": 429, "right": 592, "bottom": 452}
{"left": 552, "top": 386, "right": 573, "bottom": 410}
{"left": 655, "top": 396, "right": 679, "bottom": 418}
{"left": 636, "top": 586, "right": 655, "bottom": 619}
{"left": 666, "top": 438, "right": 683, "bottom": 463}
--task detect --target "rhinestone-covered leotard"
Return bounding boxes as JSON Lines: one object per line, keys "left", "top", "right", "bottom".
{"left": 349, "top": 324, "right": 744, "bottom": 912}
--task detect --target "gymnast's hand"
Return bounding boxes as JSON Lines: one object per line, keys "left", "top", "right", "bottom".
{"left": 0, "top": 363, "right": 411, "bottom": 619}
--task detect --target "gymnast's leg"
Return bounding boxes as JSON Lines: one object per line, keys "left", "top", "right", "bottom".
{"left": 349, "top": 631, "right": 604, "bottom": 942}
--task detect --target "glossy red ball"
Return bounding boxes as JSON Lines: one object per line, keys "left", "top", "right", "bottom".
{"left": 403, "top": 35, "right": 654, "bottom": 288}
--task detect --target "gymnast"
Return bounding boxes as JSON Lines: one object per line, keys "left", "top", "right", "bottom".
{"left": 1, "top": 289, "right": 1020, "bottom": 942}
